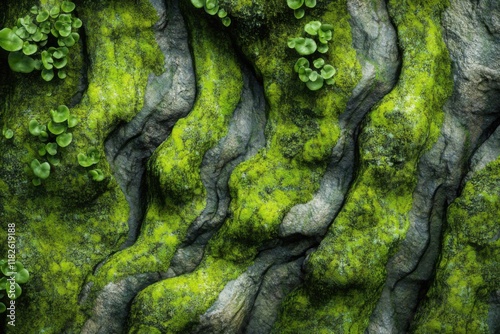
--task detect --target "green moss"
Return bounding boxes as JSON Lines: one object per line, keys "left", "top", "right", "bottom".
{"left": 129, "top": 257, "right": 245, "bottom": 333}
{"left": 128, "top": 0, "right": 361, "bottom": 330}
{"left": 411, "top": 158, "right": 500, "bottom": 333}
{"left": 87, "top": 6, "right": 243, "bottom": 292}
{"left": 0, "top": 0, "right": 163, "bottom": 332}
{"left": 274, "top": 0, "right": 453, "bottom": 332}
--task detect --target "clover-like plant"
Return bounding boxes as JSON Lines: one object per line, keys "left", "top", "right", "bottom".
{"left": 2, "top": 127, "right": 13, "bottom": 139}
{"left": 28, "top": 104, "right": 78, "bottom": 185}
{"left": 293, "top": 56, "right": 336, "bottom": 91}
{"left": 31, "top": 158, "right": 51, "bottom": 185}
{"left": 0, "top": 2, "right": 81, "bottom": 81}
{"left": 0, "top": 259, "right": 30, "bottom": 313}
{"left": 288, "top": 20, "right": 337, "bottom": 91}
{"left": 89, "top": 168, "right": 105, "bottom": 181}
{"left": 78, "top": 147, "right": 100, "bottom": 168}
{"left": 190, "top": 0, "right": 231, "bottom": 26}
{"left": 287, "top": 0, "right": 317, "bottom": 19}
{"left": 78, "top": 147, "right": 106, "bottom": 182}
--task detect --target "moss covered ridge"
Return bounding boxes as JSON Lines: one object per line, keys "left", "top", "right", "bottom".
{"left": 274, "top": 0, "right": 453, "bottom": 332}
{"left": 411, "top": 157, "right": 500, "bottom": 333}
{"left": 128, "top": 0, "right": 361, "bottom": 331}
{"left": 0, "top": 0, "right": 162, "bottom": 332}
{"left": 88, "top": 5, "right": 244, "bottom": 290}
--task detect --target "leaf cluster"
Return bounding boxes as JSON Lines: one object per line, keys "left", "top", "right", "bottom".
{"left": 287, "top": 0, "right": 317, "bottom": 19}
{"left": 0, "top": 1, "right": 81, "bottom": 81}
{"left": 29, "top": 105, "right": 78, "bottom": 185}
{"left": 0, "top": 259, "right": 30, "bottom": 313}
{"left": 287, "top": 21, "right": 337, "bottom": 91}
{"left": 190, "top": 0, "right": 231, "bottom": 27}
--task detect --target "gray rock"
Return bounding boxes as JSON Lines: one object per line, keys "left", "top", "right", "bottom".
{"left": 81, "top": 273, "right": 160, "bottom": 334}
{"left": 279, "top": 0, "right": 399, "bottom": 239}
{"left": 104, "top": 0, "right": 196, "bottom": 248}
{"left": 368, "top": 0, "right": 500, "bottom": 331}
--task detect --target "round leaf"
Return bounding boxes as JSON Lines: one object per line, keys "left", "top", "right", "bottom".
{"left": 31, "top": 159, "right": 51, "bottom": 179}
{"left": 15, "top": 269, "right": 29, "bottom": 284}
{"left": 58, "top": 69, "right": 67, "bottom": 79}
{"left": 308, "top": 70, "right": 319, "bottom": 81}
{"left": 0, "top": 28, "right": 24, "bottom": 51}
{"left": 287, "top": 0, "right": 304, "bottom": 10}
{"left": 8, "top": 52, "right": 36, "bottom": 73}
{"left": 294, "top": 57, "right": 310, "bottom": 72}
{"left": 46, "top": 142, "right": 58, "bottom": 156}
{"left": 22, "top": 42, "right": 37, "bottom": 56}
{"left": 61, "top": 1, "right": 76, "bottom": 13}
{"left": 205, "top": 0, "right": 217, "bottom": 10}
{"left": 48, "top": 120, "right": 67, "bottom": 134}
{"left": 32, "top": 178, "right": 42, "bottom": 186}
{"left": 313, "top": 58, "right": 325, "bottom": 69}
{"left": 218, "top": 8, "right": 227, "bottom": 18}
{"left": 221, "top": 17, "right": 231, "bottom": 27}
{"left": 306, "top": 76, "right": 324, "bottom": 91}
{"left": 56, "top": 133, "right": 73, "bottom": 147}
{"left": 50, "top": 5, "right": 60, "bottom": 18}
{"left": 320, "top": 64, "right": 336, "bottom": 79}
{"left": 304, "top": 21, "right": 321, "bottom": 35}
{"left": 205, "top": 4, "right": 219, "bottom": 15}
{"left": 294, "top": 38, "right": 317, "bottom": 55}
{"left": 30, "top": 5, "right": 39, "bottom": 14}
{"left": 191, "top": 0, "right": 205, "bottom": 8}
{"left": 0, "top": 302, "right": 5, "bottom": 313}
{"left": 42, "top": 69, "right": 55, "bottom": 81}
{"left": 68, "top": 115, "right": 79, "bottom": 128}
{"left": 305, "top": 0, "right": 316, "bottom": 8}
{"left": 54, "top": 57, "right": 68, "bottom": 69}
{"left": 3, "top": 129, "right": 13, "bottom": 139}
{"left": 317, "top": 43, "right": 329, "bottom": 54}
{"left": 294, "top": 8, "right": 305, "bottom": 19}
{"left": 29, "top": 120, "right": 43, "bottom": 136}
{"left": 72, "top": 18, "right": 83, "bottom": 29}
{"left": 78, "top": 153, "right": 92, "bottom": 167}
{"left": 36, "top": 9, "right": 50, "bottom": 22}
{"left": 321, "top": 23, "right": 334, "bottom": 31}
{"left": 89, "top": 169, "right": 105, "bottom": 182}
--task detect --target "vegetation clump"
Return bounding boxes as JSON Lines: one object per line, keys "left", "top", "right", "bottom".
{"left": 0, "top": 1, "right": 81, "bottom": 81}
{"left": 287, "top": 0, "right": 317, "bottom": 19}
{"left": 29, "top": 104, "right": 78, "bottom": 185}
{"left": 288, "top": 21, "right": 336, "bottom": 91}
{"left": 190, "top": 0, "right": 231, "bottom": 26}
{"left": 0, "top": 259, "right": 30, "bottom": 313}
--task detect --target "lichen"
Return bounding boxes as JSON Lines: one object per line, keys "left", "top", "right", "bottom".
{"left": 411, "top": 157, "right": 500, "bottom": 333}
{"left": 274, "top": 0, "right": 453, "bottom": 332}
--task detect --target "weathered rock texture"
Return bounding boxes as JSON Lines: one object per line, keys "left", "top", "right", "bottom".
{"left": 0, "top": 0, "right": 498, "bottom": 333}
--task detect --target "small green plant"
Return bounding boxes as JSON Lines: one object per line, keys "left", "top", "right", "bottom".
{"left": 0, "top": 1, "right": 81, "bottom": 81}
{"left": 288, "top": 21, "right": 336, "bottom": 91}
{"left": 287, "top": 0, "right": 317, "bottom": 19}
{"left": 78, "top": 147, "right": 105, "bottom": 182}
{"left": 2, "top": 127, "right": 13, "bottom": 139}
{"left": 28, "top": 104, "right": 78, "bottom": 185}
{"left": 190, "top": 0, "right": 231, "bottom": 26}
{"left": 0, "top": 259, "right": 30, "bottom": 313}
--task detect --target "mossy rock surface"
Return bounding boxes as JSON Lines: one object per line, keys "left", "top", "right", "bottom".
{"left": 1, "top": 0, "right": 500, "bottom": 333}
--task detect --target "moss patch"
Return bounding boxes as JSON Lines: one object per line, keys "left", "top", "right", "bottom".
{"left": 274, "top": 0, "right": 453, "bottom": 332}
{"left": 128, "top": 0, "right": 361, "bottom": 330}
{"left": 0, "top": 0, "right": 163, "bottom": 331}
{"left": 87, "top": 4, "right": 243, "bottom": 291}
{"left": 411, "top": 158, "right": 500, "bottom": 333}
